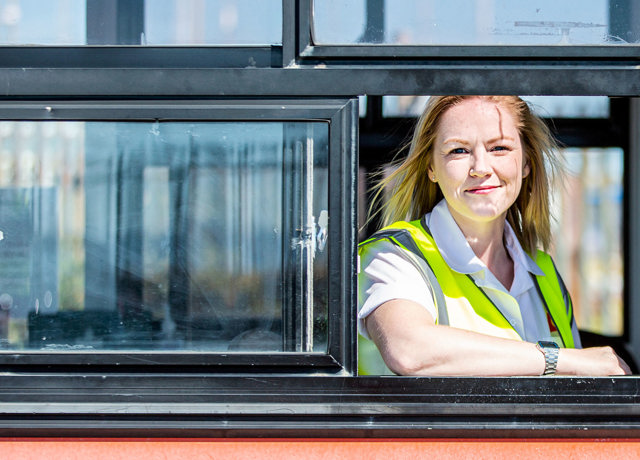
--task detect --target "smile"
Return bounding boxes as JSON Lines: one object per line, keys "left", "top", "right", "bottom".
{"left": 465, "top": 185, "right": 501, "bottom": 194}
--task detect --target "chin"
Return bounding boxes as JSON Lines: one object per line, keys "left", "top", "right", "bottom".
{"left": 463, "top": 207, "right": 508, "bottom": 222}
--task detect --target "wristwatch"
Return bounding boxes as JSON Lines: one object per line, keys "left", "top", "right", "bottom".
{"left": 536, "top": 341, "right": 560, "bottom": 375}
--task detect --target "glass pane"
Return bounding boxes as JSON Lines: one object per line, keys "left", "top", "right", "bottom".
{"left": 0, "top": 0, "right": 86, "bottom": 45}
{"left": 359, "top": 96, "right": 367, "bottom": 118}
{"left": 383, "top": 96, "right": 610, "bottom": 118}
{"left": 0, "top": 0, "right": 281, "bottom": 45}
{"left": 314, "top": 0, "right": 639, "bottom": 46}
{"left": 382, "top": 96, "right": 429, "bottom": 117}
{"left": 145, "top": 0, "right": 282, "bottom": 45}
{"left": 550, "top": 148, "right": 623, "bottom": 336}
{"left": 0, "top": 120, "right": 329, "bottom": 352}
{"left": 522, "top": 96, "right": 610, "bottom": 118}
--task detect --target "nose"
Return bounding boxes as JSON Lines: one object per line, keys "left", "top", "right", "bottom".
{"left": 470, "top": 147, "right": 491, "bottom": 177}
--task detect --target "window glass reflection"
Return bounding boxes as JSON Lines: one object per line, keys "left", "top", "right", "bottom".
{"left": 551, "top": 148, "right": 624, "bottom": 336}
{"left": 0, "top": 0, "right": 85, "bottom": 45}
{"left": 383, "top": 96, "right": 610, "bottom": 118}
{"left": 0, "top": 121, "right": 329, "bottom": 352}
{"left": 314, "top": 0, "right": 638, "bottom": 46}
{"left": 145, "top": 0, "right": 281, "bottom": 45}
{"left": 0, "top": 0, "right": 281, "bottom": 45}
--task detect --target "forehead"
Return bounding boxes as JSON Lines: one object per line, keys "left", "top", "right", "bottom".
{"left": 437, "top": 98, "right": 519, "bottom": 139}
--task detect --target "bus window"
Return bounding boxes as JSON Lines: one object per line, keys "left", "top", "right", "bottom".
{"left": 0, "top": 120, "right": 330, "bottom": 354}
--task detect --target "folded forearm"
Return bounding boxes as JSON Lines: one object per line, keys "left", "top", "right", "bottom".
{"left": 365, "top": 300, "right": 630, "bottom": 376}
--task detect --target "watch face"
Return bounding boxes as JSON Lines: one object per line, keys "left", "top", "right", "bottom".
{"left": 538, "top": 341, "right": 559, "bottom": 349}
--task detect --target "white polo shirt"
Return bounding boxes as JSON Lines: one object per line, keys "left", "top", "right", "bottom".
{"left": 358, "top": 199, "right": 581, "bottom": 347}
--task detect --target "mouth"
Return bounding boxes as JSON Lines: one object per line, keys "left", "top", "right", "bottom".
{"left": 465, "top": 185, "right": 501, "bottom": 195}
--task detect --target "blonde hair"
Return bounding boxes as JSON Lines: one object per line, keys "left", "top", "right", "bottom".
{"left": 368, "top": 96, "right": 561, "bottom": 254}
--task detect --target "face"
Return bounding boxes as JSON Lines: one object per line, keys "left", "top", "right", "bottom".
{"left": 429, "top": 98, "right": 530, "bottom": 230}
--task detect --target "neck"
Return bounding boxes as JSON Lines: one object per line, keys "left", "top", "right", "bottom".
{"left": 459, "top": 220, "right": 507, "bottom": 265}
{"left": 448, "top": 208, "right": 514, "bottom": 289}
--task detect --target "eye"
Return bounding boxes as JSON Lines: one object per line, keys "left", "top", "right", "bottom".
{"left": 449, "top": 147, "right": 469, "bottom": 154}
{"left": 491, "top": 145, "right": 510, "bottom": 153}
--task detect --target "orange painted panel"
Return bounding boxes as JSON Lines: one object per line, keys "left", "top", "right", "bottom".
{"left": 1, "top": 438, "right": 640, "bottom": 460}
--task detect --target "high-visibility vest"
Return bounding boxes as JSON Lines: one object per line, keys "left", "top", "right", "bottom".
{"left": 358, "top": 217, "right": 576, "bottom": 375}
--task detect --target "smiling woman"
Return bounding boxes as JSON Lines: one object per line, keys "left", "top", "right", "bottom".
{"left": 358, "top": 95, "right": 631, "bottom": 377}
{"left": 428, "top": 98, "right": 530, "bottom": 256}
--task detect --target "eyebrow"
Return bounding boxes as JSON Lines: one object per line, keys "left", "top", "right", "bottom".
{"left": 442, "top": 136, "right": 517, "bottom": 144}
{"left": 442, "top": 138, "right": 469, "bottom": 145}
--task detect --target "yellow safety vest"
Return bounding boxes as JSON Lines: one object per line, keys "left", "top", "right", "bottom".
{"left": 358, "top": 217, "right": 576, "bottom": 375}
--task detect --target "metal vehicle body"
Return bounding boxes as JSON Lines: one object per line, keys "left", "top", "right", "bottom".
{"left": 1, "top": 1, "right": 640, "bottom": 457}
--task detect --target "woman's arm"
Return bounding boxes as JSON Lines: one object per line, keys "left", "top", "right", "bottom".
{"left": 365, "top": 298, "right": 631, "bottom": 376}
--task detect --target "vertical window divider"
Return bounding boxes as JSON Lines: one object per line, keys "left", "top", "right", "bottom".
{"left": 283, "top": 0, "right": 313, "bottom": 67}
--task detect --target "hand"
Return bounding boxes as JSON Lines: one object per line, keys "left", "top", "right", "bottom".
{"left": 557, "top": 346, "right": 632, "bottom": 376}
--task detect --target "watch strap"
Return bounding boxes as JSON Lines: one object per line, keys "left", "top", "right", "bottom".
{"left": 536, "top": 341, "right": 559, "bottom": 376}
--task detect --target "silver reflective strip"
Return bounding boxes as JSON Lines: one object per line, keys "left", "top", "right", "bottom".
{"left": 364, "top": 228, "right": 449, "bottom": 326}
{"left": 551, "top": 258, "right": 573, "bottom": 319}
{"left": 400, "top": 248, "right": 450, "bottom": 326}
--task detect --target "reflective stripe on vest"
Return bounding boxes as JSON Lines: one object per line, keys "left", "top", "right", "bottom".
{"left": 358, "top": 218, "right": 575, "bottom": 375}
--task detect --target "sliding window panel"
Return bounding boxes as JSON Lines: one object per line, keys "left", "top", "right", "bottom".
{"left": 297, "top": 0, "right": 640, "bottom": 63}
{"left": 313, "top": 0, "right": 637, "bottom": 46}
{"left": 0, "top": 100, "right": 357, "bottom": 372}
{"left": 0, "top": 0, "right": 282, "bottom": 69}
{"left": 0, "top": 0, "right": 281, "bottom": 45}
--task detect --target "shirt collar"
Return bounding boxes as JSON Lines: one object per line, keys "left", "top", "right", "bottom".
{"left": 503, "top": 220, "right": 545, "bottom": 277}
{"left": 425, "top": 200, "right": 544, "bottom": 280}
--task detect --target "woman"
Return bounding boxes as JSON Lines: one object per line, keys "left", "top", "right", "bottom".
{"left": 358, "top": 96, "right": 631, "bottom": 376}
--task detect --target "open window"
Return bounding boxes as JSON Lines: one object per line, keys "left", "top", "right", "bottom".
{"left": 358, "top": 95, "right": 635, "bottom": 370}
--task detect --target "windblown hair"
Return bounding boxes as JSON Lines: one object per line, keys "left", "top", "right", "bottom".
{"left": 368, "top": 96, "right": 561, "bottom": 254}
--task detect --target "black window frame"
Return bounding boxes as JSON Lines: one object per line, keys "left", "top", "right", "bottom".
{"left": 0, "top": 0, "right": 638, "bottom": 439}
{"left": 0, "top": 98, "right": 358, "bottom": 373}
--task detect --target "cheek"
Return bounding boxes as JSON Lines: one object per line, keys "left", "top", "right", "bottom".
{"left": 501, "top": 156, "right": 524, "bottom": 180}
{"left": 439, "top": 160, "right": 468, "bottom": 182}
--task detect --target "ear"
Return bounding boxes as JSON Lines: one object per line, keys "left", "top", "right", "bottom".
{"left": 522, "top": 161, "right": 530, "bottom": 179}
{"left": 428, "top": 166, "right": 436, "bottom": 183}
